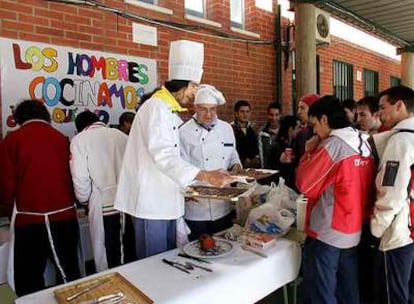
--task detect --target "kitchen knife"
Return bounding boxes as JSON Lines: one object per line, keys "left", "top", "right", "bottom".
{"left": 178, "top": 253, "right": 211, "bottom": 264}
{"left": 66, "top": 279, "right": 109, "bottom": 302}
{"left": 162, "top": 258, "right": 191, "bottom": 274}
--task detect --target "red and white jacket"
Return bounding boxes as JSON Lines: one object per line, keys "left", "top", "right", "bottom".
{"left": 296, "top": 127, "right": 376, "bottom": 248}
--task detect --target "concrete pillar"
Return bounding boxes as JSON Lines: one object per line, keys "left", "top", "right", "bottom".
{"left": 401, "top": 51, "right": 414, "bottom": 88}
{"left": 295, "top": 3, "right": 317, "bottom": 100}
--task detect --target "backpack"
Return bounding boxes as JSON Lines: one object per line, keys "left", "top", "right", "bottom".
{"left": 371, "top": 129, "right": 414, "bottom": 239}
{"left": 395, "top": 129, "right": 414, "bottom": 240}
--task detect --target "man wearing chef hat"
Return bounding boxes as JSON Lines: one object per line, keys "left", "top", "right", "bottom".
{"left": 114, "top": 41, "right": 233, "bottom": 259}
{"left": 179, "top": 85, "right": 242, "bottom": 240}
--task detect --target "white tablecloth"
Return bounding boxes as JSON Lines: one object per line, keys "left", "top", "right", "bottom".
{"left": 16, "top": 238, "right": 301, "bottom": 304}
{"left": 0, "top": 224, "right": 10, "bottom": 284}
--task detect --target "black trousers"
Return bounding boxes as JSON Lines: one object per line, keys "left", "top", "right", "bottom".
{"left": 14, "top": 219, "right": 81, "bottom": 296}
{"left": 103, "top": 213, "right": 136, "bottom": 268}
{"left": 185, "top": 212, "right": 234, "bottom": 241}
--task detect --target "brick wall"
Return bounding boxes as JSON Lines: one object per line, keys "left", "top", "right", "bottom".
{"left": 0, "top": 0, "right": 401, "bottom": 137}
{"left": 317, "top": 36, "right": 400, "bottom": 101}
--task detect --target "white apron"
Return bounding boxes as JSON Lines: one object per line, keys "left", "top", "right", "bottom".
{"left": 7, "top": 204, "right": 75, "bottom": 290}
{"left": 88, "top": 187, "right": 124, "bottom": 272}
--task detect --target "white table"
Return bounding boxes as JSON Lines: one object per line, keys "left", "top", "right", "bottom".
{"left": 16, "top": 238, "right": 301, "bottom": 304}
{"left": 0, "top": 224, "right": 10, "bottom": 284}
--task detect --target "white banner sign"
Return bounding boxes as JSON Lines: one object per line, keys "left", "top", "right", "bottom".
{"left": 0, "top": 38, "right": 157, "bottom": 138}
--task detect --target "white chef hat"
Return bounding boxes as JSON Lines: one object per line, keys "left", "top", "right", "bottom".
{"left": 194, "top": 84, "right": 226, "bottom": 105}
{"left": 168, "top": 40, "right": 204, "bottom": 83}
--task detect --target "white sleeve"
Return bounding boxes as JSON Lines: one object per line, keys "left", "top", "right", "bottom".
{"left": 70, "top": 137, "right": 91, "bottom": 203}
{"left": 371, "top": 135, "right": 413, "bottom": 238}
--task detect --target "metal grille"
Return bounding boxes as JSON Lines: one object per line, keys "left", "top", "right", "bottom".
{"left": 333, "top": 60, "right": 353, "bottom": 101}
{"left": 390, "top": 76, "right": 401, "bottom": 87}
{"left": 364, "top": 69, "right": 379, "bottom": 96}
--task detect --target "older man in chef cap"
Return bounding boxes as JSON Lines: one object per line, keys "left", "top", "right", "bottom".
{"left": 115, "top": 41, "right": 233, "bottom": 259}
{"left": 180, "top": 85, "right": 242, "bottom": 240}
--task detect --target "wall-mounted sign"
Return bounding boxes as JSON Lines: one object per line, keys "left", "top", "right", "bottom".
{"left": 133, "top": 23, "right": 158, "bottom": 47}
{"left": 0, "top": 38, "right": 157, "bottom": 138}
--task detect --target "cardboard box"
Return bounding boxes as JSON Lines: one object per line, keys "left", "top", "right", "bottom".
{"left": 239, "top": 231, "right": 276, "bottom": 250}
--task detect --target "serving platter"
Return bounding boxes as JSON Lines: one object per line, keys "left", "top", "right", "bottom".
{"left": 184, "top": 185, "right": 248, "bottom": 202}
{"left": 183, "top": 238, "right": 234, "bottom": 259}
{"left": 237, "top": 169, "right": 279, "bottom": 180}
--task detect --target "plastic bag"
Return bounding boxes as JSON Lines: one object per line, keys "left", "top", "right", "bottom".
{"left": 265, "top": 178, "right": 299, "bottom": 212}
{"left": 245, "top": 202, "right": 295, "bottom": 234}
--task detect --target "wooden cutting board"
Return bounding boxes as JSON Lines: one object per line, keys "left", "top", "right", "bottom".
{"left": 54, "top": 272, "right": 153, "bottom": 304}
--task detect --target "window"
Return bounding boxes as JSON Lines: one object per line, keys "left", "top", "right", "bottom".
{"left": 185, "top": 0, "right": 205, "bottom": 17}
{"left": 333, "top": 60, "right": 353, "bottom": 101}
{"left": 230, "top": 0, "right": 244, "bottom": 28}
{"left": 363, "top": 69, "right": 379, "bottom": 96}
{"left": 138, "top": 0, "right": 155, "bottom": 3}
{"left": 390, "top": 76, "right": 401, "bottom": 87}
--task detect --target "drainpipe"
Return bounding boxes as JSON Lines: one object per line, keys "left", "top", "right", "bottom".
{"left": 276, "top": 4, "right": 283, "bottom": 112}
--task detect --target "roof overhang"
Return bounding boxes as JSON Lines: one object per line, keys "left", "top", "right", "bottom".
{"left": 291, "top": 0, "right": 414, "bottom": 50}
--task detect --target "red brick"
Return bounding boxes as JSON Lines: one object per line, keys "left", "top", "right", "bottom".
{"left": 0, "top": 9, "right": 17, "bottom": 20}
{"left": 36, "top": 26, "right": 63, "bottom": 37}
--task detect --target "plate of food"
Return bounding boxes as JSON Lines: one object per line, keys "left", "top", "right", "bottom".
{"left": 183, "top": 235, "right": 234, "bottom": 259}
{"left": 238, "top": 169, "right": 279, "bottom": 180}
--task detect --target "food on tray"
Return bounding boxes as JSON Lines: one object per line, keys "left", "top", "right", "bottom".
{"left": 185, "top": 186, "right": 247, "bottom": 201}
{"left": 199, "top": 234, "right": 216, "bottom": 250}
{"left": 238, "top": 169, "right": 277, "bottom": 180}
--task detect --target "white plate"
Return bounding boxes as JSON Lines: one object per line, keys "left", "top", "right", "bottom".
{"left": 183, "top": 238, "right": 234, "bottom": 259}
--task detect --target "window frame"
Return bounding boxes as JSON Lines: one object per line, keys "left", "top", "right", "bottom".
{"left": 363, "top": 68, "right": 379, "bottom": 97}
{"left": 185, "top": 0, "right": 205, "bottom": 18}
{"left": 230, "top": 0, "right": 245, "bottom": 29}
{"left": 332, "top": 60, "right": 354, "bottom": 101}
{"left": 390, "top": 76, "right": 401, "bottom": 87}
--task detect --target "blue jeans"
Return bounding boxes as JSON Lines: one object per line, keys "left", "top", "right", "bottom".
{"left": 133, "top": 218, "right": 177, "bottom": 259}
{"left": 382, "top": 243, "right": 414, "bottom": 304}
{"left": 302, "top": 237, "right": 359, "bottom": 304}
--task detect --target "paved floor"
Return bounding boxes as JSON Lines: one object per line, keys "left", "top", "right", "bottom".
{"left": 0, "top": 283, "right": 17, "bottom": 304}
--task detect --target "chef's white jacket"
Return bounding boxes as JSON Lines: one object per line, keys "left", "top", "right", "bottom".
{"left": 179, "top": 118, "right": 241, "bottom": 221}
{"left": 114, "top": 97, "right": 200, "bottom": 219}
{"left": 70, "top": 122, "right": 128, "bottom": 271}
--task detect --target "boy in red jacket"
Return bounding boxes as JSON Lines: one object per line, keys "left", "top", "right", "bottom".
{"left": 0, "top": 100, "right": 80, "bottom": 296}
{"left": 296, "top": 96, "right": 376, "bottom": 304}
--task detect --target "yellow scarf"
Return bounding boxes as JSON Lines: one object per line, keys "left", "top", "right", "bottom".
{"left": 153, "top": 86, "right": 188, "bottom": 113}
